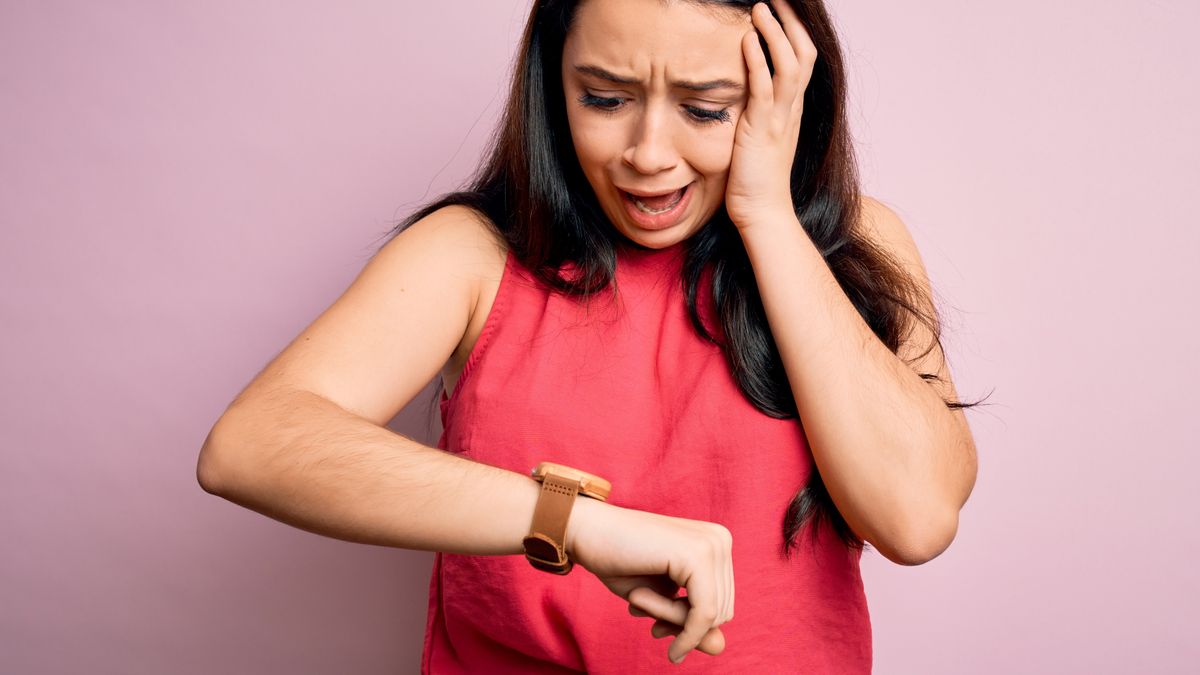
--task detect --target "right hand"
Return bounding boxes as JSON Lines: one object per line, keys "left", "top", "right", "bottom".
{"left": 566, "top": 498, "right": 735, "bottom": 665}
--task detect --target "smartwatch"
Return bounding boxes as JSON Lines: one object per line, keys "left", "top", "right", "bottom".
{"left": 522, "top": 461, "right": 612, "bottom": 574}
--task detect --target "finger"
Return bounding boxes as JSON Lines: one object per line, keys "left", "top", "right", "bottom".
{"left": 728, "top": 557, "right": 736, "bottom": 622}
{"left": 669, "top": 576, "right": 719, "bottom": 664}
{"left": 633, "top": 601, "right": 726, "bottom": 657}
{"left": 716, "top": 535, "right": 730, "bottom": 625}
{"left": 619, "top": 577, "right": 679, "bottom": 614}
{"left": 741, "top": 28, "right": 774, "bottom": 112}
{"left": 650, "top": 620, "right": 676, "bottom": 639}
{"left": 751, "top": 2, "right": 799, "bottom": 105}
{"left": 724, "top": 550, "right": 735, "bottom": 625}
{"left": 711, "top": 526, "right": 734, "bottom": 626}
{"left": 630, "top": 591, "right": 727, "bottom": 656}
{"left": 628, "top": 586, "right": 690, "bottom": 625}
{"left": 769, "top": 0, "right": 819, "bottom": 62}
{"left": 651, "top": 621, "right": 727, "bottom": 656}
{"left": 717, "top": 560, "right": 727, "bottom": 629}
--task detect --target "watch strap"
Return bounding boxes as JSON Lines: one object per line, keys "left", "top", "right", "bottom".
{"left": 523, "top": 473, "right": 580, "bottom": 574}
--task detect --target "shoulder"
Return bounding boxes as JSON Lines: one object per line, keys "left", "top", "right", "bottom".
{"left": 853, "top": 195, "right": 927, "bottom": 279}
{"left": 396, "top": 204, "right": 510, "bottom": 377}
{"left": 852, "top": 195, "right": 937, "bottom": 324}
{"left": 852, "top": 195, "right": 956, "bottom": 386}
{"left": 397, "top": 204, "right": 508, "bottom": 265}
{"left": 385, "top": 204, "right": 509, "bottom": 298}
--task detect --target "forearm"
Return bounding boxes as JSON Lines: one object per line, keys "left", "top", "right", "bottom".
{"left": 738, "top": 212, "right": 967, "bottom": 561}
{"left": 197, "top": 388, "right": 605, "bottom": 556}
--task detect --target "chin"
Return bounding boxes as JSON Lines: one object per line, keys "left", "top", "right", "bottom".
{"left": 614, "top": 223, "right": 702, "bottom": 250}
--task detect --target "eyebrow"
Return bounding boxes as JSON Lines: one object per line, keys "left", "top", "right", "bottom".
{"left": 573, "top": 64, "right": 744, "bottom": 93}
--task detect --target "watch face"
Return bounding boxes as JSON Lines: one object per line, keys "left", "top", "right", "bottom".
{"left": 533, "top": 461, "right": 612, "bottom": 501}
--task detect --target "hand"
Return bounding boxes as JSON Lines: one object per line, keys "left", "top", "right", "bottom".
{"left": 567, "top": 499, "right": 735, "bottom": 665}
{"left": 724, "top": 1, "right": 819, "bottom": 229}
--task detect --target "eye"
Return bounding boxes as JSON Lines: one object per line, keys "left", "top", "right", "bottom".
{"left": 578, "top": 93, "right": 624, "bottom": 112}
{"left": 578, "top": 92, "right": 732, "bottom": 126}
{"left": 684, "top": 105, "right": 731, "bottom": 125}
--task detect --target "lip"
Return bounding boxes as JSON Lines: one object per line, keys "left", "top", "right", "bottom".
{"left": 617, "top": 185, "right": 690, "bottom": 198}
{"left": 618, "top": 182, "right": 694, "bottom": 231}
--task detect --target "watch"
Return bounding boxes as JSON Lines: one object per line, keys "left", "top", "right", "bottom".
{"left": 522, "top": 461, "right": 612, "bottom": 574}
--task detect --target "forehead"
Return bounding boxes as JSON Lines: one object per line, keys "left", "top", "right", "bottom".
{"left": 564, "top": 0, "right": 751, "bottom": 78}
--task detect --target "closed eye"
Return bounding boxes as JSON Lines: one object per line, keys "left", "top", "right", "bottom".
{"left": 577, "top": 93, "right": 731, "bottom": 125}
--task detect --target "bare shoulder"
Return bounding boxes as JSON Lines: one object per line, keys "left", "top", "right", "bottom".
{"left": 853, "top": 195, "right": 935, "bottom": 322}
{"left": 396, "top": 203, "right": 506, "bottom": 262}
{"left": 854, "top": 195, "right": 927, "bottom": 276}
{"left": 398, "top": 204, "right": 508, "bottom": 295}
{"left": 416, "top": 206, "right": 510, "bottom": 395}
{"left": 853, "top": 195, "right": 959, "bottom": 394}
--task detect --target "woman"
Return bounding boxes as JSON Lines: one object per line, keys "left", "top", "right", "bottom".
{"left": 198, "top": 0, "right": 981, "bottom": 671}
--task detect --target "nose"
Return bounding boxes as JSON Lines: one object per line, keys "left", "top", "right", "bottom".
{"left": 621, "top": 106, "right": 679, "bottom": 175}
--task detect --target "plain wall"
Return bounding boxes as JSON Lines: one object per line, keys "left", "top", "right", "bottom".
{"left": 2, "top": 1, "right": 1196, "bottom": 672}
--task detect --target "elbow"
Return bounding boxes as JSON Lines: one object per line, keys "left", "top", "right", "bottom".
{"left": 196, "top": 416, "right": 242, "bottom": 496}
{"left": 196, "top": 451, "right": 224, "bottom": 496}
{"left": 879, "top": 509, "right": 959, "bottom": 567}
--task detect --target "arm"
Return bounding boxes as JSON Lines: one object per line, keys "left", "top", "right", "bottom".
{"left": 737, "top": 199, "right": 977, "bottom": 566}
{"left": 198, "top": 387, "right": 606, "bottom": 555}
{"left": 195, "top": 205, "right": 606, "bottom": 555}
{"left": 724, "top": 0, "right": 976, "bottom": 566}
{"left": 195, "top": 206, "right": 736, "bottom": 663}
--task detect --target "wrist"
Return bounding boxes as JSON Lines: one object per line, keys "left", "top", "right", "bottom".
{"left": 523, "top": 461, "right": 612, "bottom": 574}
{"left": 729, "top": 199, "right": 796, "bottom": 229}
{"left": 564, "top": 492, "right": 608, "bottom": 564}
{"left": 733, "top": 205, "right": 800, "bottom": 233}
{"left": 735, "top": 210, "right": 808, "bottom": 253}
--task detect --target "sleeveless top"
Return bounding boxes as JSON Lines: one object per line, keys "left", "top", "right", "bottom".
{"left": 422, "top": 240, "right": 872, "bottom": 673}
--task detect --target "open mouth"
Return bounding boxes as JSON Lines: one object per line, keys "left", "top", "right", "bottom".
{"left": 616, "top": 182, "right": 695, "bottom": 230}
{"left": 620, "top": 184, "right": 689, "bottom": 214}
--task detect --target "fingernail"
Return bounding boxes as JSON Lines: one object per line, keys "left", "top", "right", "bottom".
{"left": 672, "top": 654, "right": 686, "bottom": 665}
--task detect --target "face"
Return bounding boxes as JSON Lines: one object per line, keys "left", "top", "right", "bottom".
{"left": 562, "top": 0, "right": 751, "bottom": 249}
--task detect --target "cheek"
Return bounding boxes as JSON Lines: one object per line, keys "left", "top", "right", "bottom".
{"left": 571, "top": 137, "right": 607, "bottom": 169}
{"left": 566, "top": 110, "right": 621, "bottom": 167}
{"left": 690, "top": 132, "right": 737, "bottom": 183}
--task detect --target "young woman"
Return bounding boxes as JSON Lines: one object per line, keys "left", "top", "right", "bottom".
{"left": 198, "top": 0, "right": 981, "bottom": 671}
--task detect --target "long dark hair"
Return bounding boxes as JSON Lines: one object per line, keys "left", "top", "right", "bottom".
{"left": 377, "top": 0, "right": 987, "bottom": 559}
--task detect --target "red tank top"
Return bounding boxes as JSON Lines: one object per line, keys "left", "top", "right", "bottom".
{"left": 423, "top": 239, "right": 872, "bottom": 673}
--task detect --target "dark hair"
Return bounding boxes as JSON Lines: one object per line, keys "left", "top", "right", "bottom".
{"left": 377, "top": 0, "right": 989, "bottom": 559}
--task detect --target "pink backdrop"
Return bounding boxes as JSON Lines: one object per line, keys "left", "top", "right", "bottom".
{"left": 2, "top": 1, "right": 1196, "bottom": 672}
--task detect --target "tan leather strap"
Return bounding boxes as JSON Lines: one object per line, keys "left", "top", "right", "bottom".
{"left": 523, "top": 473, "right": 581, "bottom": 574}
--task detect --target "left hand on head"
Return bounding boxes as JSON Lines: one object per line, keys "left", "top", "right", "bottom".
{"left": 724, "top": 1, "right": 819, "bottom": 230}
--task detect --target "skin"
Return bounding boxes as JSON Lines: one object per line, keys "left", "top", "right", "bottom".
{"left": 202, "top": 0, "right": 971, "bottom": 669}
{"left": 561, "top": 0, "right": 753, "bottom": 249}
{"left": 565, "top": 0, "right": 977, "bottom": 665}
{"left": 560, "top": 0, "right": 822, "bottom": 663}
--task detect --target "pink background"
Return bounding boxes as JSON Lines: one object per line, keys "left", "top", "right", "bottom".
{"left": 2, "top": 1, "right": 1196, "bottom": 672}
